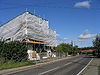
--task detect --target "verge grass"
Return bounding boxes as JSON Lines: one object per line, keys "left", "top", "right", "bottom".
{"left": 0, "top": 61, "right": 35, "bottom": 70}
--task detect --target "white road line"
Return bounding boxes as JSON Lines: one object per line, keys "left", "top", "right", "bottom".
{"left": 2, "top": 56, "right": 82, "bottom": 75}
{"left": 38, "top": 66, "right": 60, "bottom": 75}
{"left": 1, "top": 56, "right": 80, "bottom": 75}
{"left": 77, "top": 58, "right": 93, "bottom": 75}
{"left": 39, "top": 58, "right": 82, "bottom": 75}
{"left": 39, "top": 62, "right": 72, "bottom": 75}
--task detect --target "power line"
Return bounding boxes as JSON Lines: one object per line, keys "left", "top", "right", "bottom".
{"left": 0, "top": 0, "right": 100, "bottom": 11}
{"left": 0, "top": 6, "right": 100, "bottom": 11}
{"left": 1, "top": 0, "right": 69, "bottom": 6}
{"left": 0, "top": 3, "right": 100, "bottom": 10}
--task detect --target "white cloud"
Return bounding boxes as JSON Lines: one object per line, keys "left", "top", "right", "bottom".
{"left": 74, "top": 40, "right": 86, "bottom": 42}
{"left": 78, "top": 30, "right": 96, "bottom": 39}
{"left": 79, "top": 34, "right": 96, "bottom": 39}
{"left": 74, "top": 1, "right": 90, "bottom": 8}
{"left": 64, "top": 37, "right": 68, "bottom": 40}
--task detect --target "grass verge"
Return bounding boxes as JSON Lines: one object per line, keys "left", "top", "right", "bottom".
{"left": 98, "top": 66, "right": 100, "bottom": 75}
{"left": 98, "top": 66, "right": 100, "bottom": 70}
{"left": 0, "top": 61, "right": 36, "bottom": 70}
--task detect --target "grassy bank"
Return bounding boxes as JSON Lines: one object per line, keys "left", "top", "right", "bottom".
{"left": 0, "top": 61, "right": 35, "bottom": 70}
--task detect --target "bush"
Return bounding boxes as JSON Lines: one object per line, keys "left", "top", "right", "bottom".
{"left": 0, "top": 41, "right": 27, "bottom": 62}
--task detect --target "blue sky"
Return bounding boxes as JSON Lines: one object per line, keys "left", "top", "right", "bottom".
{"left": 0, "top": 0, "right": 100, "bottom": 47}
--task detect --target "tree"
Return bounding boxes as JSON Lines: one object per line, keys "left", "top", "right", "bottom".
{"left": 55, "top": 43, "right": 79, "bottom": 56}
{"left": 93, "top": 34, "right": 100, "bottom": 57}
{"left": 79, "top": 47, "right": 95, "bottom": 50}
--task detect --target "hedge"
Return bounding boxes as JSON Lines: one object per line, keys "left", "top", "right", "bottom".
{"left": 0, "top": 41, "right": 27, "bottom": 63}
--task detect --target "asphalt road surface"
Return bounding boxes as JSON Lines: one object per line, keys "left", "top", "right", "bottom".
{"left": 6, "top": 55, "right": 92, "bottom": 75}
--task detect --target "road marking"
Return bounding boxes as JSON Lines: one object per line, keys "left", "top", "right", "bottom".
{"left": 77, "top": 58, "right": 93, "bottom": 75}
{"left": 1, "top": 56, "right": 81, "bottom": 75}
{"left": 39, "top": 62, "right": 72, "bottom": 75}
{"left": 38, "top": 66, "right": 60, "bottom": 75}
{"left": 39, "top": 58, "right": 82, "bottom": 75}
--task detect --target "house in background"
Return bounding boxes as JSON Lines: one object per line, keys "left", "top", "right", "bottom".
{"left": 0, "top": 11, "right": 57, "bottom": 60}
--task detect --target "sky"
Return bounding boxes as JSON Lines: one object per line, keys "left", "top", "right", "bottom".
{"left": 0, "top": 0, "right": 100, "bottom": 47}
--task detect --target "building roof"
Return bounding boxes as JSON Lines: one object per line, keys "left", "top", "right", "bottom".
{"left": 81, "top": 50, "right": 94, "bottom": 52}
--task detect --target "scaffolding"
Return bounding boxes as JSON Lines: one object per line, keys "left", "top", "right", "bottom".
{"left": 0, "top": 11, "right": 57, "bottom": 46}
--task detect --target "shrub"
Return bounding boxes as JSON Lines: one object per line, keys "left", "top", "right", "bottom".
{"left": 0, "top": 41, "right": 27, "bottom": 62}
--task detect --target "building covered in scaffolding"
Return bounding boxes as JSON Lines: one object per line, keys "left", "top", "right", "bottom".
{"left": 0, "top": 11, "right": 57, "bottom": 60}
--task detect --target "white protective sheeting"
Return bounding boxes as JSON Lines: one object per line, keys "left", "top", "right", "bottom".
{"left": 0, "top": 12, "right": 57, "bottom": 45}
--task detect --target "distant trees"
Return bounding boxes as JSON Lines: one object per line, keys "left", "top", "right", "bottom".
{"left": 55, "top": 43, "right": 79, "bottom": 56}
{"left": 79, "top": 47, "right": 95, "bottom": 50}
{"left": 93, "top": 34, "right": 100, "bottom": 57}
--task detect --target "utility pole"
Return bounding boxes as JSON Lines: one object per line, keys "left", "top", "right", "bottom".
{"left": 71, "top": 40, "right": 74, "bottom": 46}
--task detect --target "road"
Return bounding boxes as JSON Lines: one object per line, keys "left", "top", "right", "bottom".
{"left": 6, "top": 55, "right": 92, "bottom": 75}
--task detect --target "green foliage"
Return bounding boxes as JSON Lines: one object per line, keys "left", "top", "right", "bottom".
{"left": 0, "top": 41, "right": 27, "bottom": 63}
{"left": 55, "top": 43, "right": 79, "bottom": 55}
{"left": 56, "top": 43, "right": 68, "bottom": 53}
{"left": 93, "top": 34, "right": 100, "bottom": 57}
{"left": 79, "top": 46, "right": 95, "bottom": 50}
{"left": 36, "top": 48, "right": 42, "bottom": 53}
{"left": 0, "top": 61, "right": 35, "bottom": 70}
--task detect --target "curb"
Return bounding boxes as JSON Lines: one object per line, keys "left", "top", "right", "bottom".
{"left": 0, "top": 56, "right": 78, "bottom": 75}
